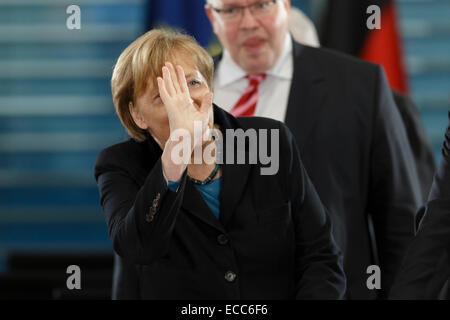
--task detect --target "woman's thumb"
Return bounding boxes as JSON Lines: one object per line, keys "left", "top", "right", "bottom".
{"left": 200, "top": 92, "right": 213, "bottom": 113}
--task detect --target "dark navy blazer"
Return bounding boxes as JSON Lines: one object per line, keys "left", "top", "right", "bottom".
{"left": 95, "top": 106, "right": 346, "bottom": 299}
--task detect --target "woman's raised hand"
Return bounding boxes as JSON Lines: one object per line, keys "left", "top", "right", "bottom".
{"left": 157, "top": 62, "right": 212, "bottom": 150}
{"left": 158, "top": 62, "right": 213, "bottom": 181}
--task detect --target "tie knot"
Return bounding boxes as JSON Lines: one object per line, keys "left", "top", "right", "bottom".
{"left": 230, "top": 74, "right": 265, "bottom": 117}
{"left": 246, "top": 73, "right": 266, "bottom": 85}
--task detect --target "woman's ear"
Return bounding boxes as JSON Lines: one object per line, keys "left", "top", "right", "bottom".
{"left": 129, "top": 101, "right": 148, "bottom": 130}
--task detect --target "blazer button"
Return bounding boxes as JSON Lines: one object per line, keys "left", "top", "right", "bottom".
{"left": 224, "top": 271, "right": 237, "bottom": 283}
{"left": 217, "top": 234, "right": 229, "bottom": 245}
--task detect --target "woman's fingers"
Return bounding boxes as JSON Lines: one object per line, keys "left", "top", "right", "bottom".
{"left": 162, "top": 66, "right": 175, "bottom": 96}
{"left": 200, "top": 92, "right": 213, "bottom": 114}
{"left": 199, "top": 93, "right": 213, "bottom": 137}
{"left": 176, "top": 65, "right": 189, "bottom": 94}
{"left": 157, "top": 77, "right": 171, "bottom": 110}
{"left": 159, "top": 62, "right": 213, "bottom": 141}
{"left": 157, "top": 77, "right": 165, "bottom": 97}
{"left": 165, "top": 62, "right": 181, "bottom": 94}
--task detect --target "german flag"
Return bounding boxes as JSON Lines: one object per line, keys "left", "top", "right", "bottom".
{"left": 319, "top": 0, "right": 408, "bottom": 93}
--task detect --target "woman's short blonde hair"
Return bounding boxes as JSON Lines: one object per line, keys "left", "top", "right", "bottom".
{"left": 111, "top": 28, "right": 214, "bottom": 141}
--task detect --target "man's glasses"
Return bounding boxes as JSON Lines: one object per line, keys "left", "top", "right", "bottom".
{"left": 210, "top": 0, "right": 278, "bottom": 22}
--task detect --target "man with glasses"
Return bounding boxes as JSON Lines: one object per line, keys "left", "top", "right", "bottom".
{"left": 205, "top": 0, "right": 422, "bottom": 299}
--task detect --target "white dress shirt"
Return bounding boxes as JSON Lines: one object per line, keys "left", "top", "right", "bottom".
{"left": 213, "top": 34, "right": 293, "bottom": 123}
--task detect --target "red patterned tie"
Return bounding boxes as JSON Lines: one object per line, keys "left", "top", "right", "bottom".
{"left": 230, "top": 74, "right": 266, "bottom": 117}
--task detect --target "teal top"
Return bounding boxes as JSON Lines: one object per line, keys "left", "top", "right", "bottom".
{"left": 168, "top": 177, "right": 222, "bottom": 219}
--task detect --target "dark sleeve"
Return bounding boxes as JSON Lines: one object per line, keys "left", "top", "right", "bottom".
{"left": 390, "top": 113, "right": 450, "bottom": 299}
{"left": 95, "top": 149, "right": 188, "bottom": 265}
{"left": 392, "top": 90, "right": 436, "bottom": 203}
{"left": 281, "top": 123, "right": 346, "bottom": 299}
{"left": 389, "top": 199, "right": 450, "bottom": 299}
{"left": 367, "top": 66, "right": 423, "bottom": 295}
{"left": 429, "top": 112, "right": 450, "bottom": 202}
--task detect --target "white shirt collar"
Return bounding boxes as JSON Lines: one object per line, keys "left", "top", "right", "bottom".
{"left": 217, "top": 49, "right": 247, "bottom": 87}
{"left": 216, "top": 33, "right": 293, "bottom": 88}
{"left": 266, "top": 33, "right": 292, "bottom": 80}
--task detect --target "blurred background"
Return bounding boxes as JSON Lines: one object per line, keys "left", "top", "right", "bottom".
{"left": 0, "top": 0, "right": 448, "bottom": 299}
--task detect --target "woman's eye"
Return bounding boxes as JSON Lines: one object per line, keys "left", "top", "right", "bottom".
{"left": 188, "top": 80, "right": 201, "bottom": 87}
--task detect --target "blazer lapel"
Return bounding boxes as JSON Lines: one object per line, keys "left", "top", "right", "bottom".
{"left": 142, "top": 107, "right": 252, "bottom": 232}
{"left": 285, "top": 41, "right": 328, "bottom": 153}
{"left": 213, "top": 106, "right": 253, "bottom": 229}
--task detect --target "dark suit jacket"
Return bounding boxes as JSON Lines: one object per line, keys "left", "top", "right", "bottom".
{"left": 389, "top": 111, "right": 450, "bottom": 299}
{"left": 392, "top": 90, "right": 436, "bottom": 232}
{"left": 213, "top": 41, "right": 422, "bottom": 299}
{"left": 94, "top": 106, "right": 346, "bottom": 299}
{"left": 392, "top": 91, "right": 436, "bottom": 204}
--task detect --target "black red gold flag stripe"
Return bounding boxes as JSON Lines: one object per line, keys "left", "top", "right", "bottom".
{"left": 319, "top": 0, "right": 409, "bottom": 93}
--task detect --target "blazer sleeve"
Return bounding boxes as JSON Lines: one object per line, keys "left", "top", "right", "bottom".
{"left": 429, "top": 111, "right": 450, "bottom": 202}
{"left": 94, "top": 147, "right": 188, "bottom": 265}
{"left": 390, "top": 112, "right": 450, "bottom": 299}
{"left": 392, "top": 90, "right": 436, "bottom": 203}
{"left": 281, "top": 123, "right": 346, "bottom": 299}
{"left": 389, "top": 199, "right": 450, "bottom": 299}
{"left": 367, "top": 66, "right": 423, "bottom": 295}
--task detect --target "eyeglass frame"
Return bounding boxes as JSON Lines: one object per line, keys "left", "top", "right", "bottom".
{"left": 209, "top": 0, "right": 279, "bottom": 21}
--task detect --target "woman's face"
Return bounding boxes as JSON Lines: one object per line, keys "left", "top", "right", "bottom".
{"left": 132, "top": 53, "right": 213, "bottom": 148}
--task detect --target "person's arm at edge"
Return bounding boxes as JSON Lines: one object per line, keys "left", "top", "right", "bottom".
{"left": 390, "top": 112, "right": 450, "bottom": 299}
{"left": 367, "top": 66, "right": 423, "bottom": 296}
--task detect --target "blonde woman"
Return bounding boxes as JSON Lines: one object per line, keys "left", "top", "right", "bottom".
{"left": 94, "top": 29, "right": 345, "bottom": 299}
